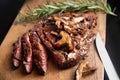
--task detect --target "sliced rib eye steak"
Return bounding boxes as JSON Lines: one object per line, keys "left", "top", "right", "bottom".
{"left": 12, "top": 12, "right": 97, "bottom": 74}
{"left": 12, "top": 37, "right": 22, "bottom": 68}
{"left": 22, "top": 33, "right": 33, "bottom": 73}
{"left": 29, "top": 30, "right": 47, "bottom": 75}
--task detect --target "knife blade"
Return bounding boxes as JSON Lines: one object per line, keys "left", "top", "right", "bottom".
{"left": 95, "top": 33, "right": 119, "bottom": 80}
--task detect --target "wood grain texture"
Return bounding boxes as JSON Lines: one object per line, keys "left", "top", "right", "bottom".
{"left": 0, "top": 0, "right": 105, "bottom": 80}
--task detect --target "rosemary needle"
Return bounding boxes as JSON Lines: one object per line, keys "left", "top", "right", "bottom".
{"left": 16, "top": 0, "right": 116, "bottom": 23}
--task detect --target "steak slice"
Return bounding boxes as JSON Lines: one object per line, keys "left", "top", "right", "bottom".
{"left": 12, "top": 37, "right": 22, "bottom": 68}
{"left": 36, "top": 12, "right": 97, "bottom": 68}
{"left": 29, "top": 30, "right": 47, "bottom": 75}
{"left": 22, "top": 33, "right": 33, "bottom": 73}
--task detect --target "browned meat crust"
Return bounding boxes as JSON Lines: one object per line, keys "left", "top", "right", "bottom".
{"left": 12, "top": 12, "right": 97, "bottom": 74}
{"left": 29, "top": 30, "right": 47, "bottom": 75}
{"left": 22, "top": 33, "right": 33, "bottom": 73}
{"left": 36, "top": 12, "right": 97, "bottom": 68}
{"left": 12, "top": 37, "right": 22, "bottom": 68}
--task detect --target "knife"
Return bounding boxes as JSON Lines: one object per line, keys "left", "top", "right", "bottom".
{"left": 95, "top": 33, "right": 119, "bottom": 80}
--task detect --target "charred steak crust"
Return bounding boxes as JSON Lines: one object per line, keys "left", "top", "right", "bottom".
{"left": 36, "top": 25, "right": 82, "bottom": 68}
{"left": 12, "top": 37, "right": 22, "bottom": 68}
{"left": 22, "top": 33, "right": 33, "bottom": 73}
{"left": 36, "top": 12, "right": 97, "bottom": 68}
{"left": 12, "top": 12, "right": 97, "bottom": 74}
{"left": 29, "top": 30, "right": 47, "bottom": 75}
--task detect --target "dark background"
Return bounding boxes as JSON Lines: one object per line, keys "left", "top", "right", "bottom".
{"left": 106, "top": 0, "right": 120, "bottom": 78}
{"left": 0, "top": 0, "right": 25, "bottom": 44}
{"left": 106, "top": 15, "right": 120, "bottom": 79}
{"left": 104, "top": 0, "right": 120, "bottom": 79}
{"left": 0, "top": 0, "right": 120, "bottom": 79}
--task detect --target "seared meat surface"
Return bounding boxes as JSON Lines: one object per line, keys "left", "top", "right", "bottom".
{"left": 37, "top": 12, "right": 97, "bottom": 68}
{"left": 22, "top": 33, "right": 33, "bottom": 73}
{"left": 12, "top": 37, "right": 22, "bottom": 68}
{"left": 12, "top": 12, "right": 97, "bottom": 74}
{"left": 29, "top": 30, "right": 47, "bottom": 75}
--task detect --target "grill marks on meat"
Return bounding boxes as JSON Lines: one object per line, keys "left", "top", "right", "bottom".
{"left": 22, "top": 33, "right": 33, "bottom": 73}
{"left": 29, "top": 30, "right": 47, "bottom": 75}
{"left": 12, "top": 37, "right": 22, "bottom": 68}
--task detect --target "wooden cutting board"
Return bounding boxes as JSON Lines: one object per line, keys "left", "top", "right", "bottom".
{"left": 0, "top": 0, "right": 106, "bottom": 80}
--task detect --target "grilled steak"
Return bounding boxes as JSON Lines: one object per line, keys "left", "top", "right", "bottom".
{"left": 12, "top": 12, "right": 97, "bottom": 74}
{"left": 29, "top": 30, "right": 47, "bottom": 75}
{"left": 12, "top": 37, "right": 22, "bottom": 68}
{"left": 36, "top": 12, "right": 97, "bottom": 68}
{"left": 22, "top": 33, "right": 33, "bottom": 73}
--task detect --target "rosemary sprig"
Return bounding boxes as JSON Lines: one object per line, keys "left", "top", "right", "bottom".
{"left": 16, "top": 0, "right": 116, "bottom": 23}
